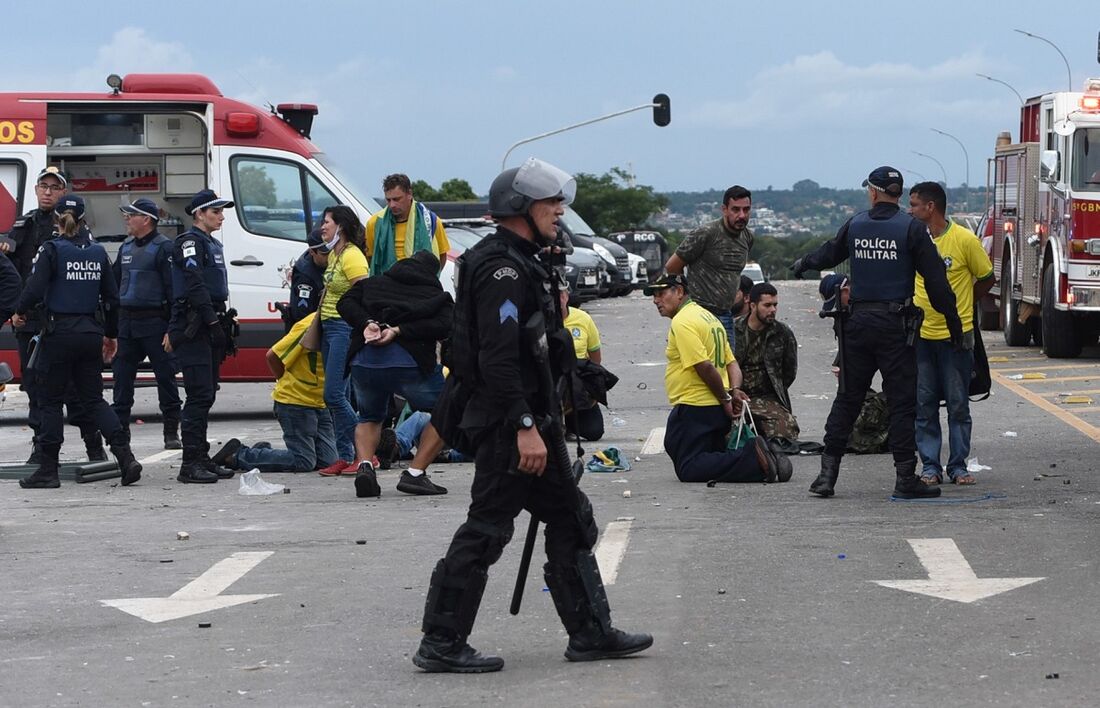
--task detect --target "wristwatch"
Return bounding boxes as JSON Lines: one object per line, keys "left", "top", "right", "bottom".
{"left": 516, "top": 413, "right": 536, "bottom": 430}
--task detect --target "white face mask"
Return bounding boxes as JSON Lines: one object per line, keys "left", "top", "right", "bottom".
{"left": 324, "top": 229, "right": 341, "bottom": 251}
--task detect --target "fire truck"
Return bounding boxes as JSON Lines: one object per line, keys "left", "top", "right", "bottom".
{"left": 0, "top": 73, "right": 380, "bottom": 381}
{"left": 987, "top": 77, "right": 1100, "bottom": 358}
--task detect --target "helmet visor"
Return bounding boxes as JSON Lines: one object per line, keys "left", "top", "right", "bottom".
{"left": 513, "top": 158, "right": 576, "bottom": 206}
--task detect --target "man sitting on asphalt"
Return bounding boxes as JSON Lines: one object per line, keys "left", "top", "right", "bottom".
{"left": 733, "top": 282, "right": 800, "bottom": 444}
{"left": 211, "top": 314, "right": 338, "bottom": 474}
{"left": 648, "top": 273, "right": 791, "bottom": 484}
{"left": 338, "top": 249, "right": 454, "bottom": 498}
{"left": 560, "top": 282, "right": 615, "bottom": 442}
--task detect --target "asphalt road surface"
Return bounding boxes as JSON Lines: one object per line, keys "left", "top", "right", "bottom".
{"left": 2, "top": 281, "right": 1098, "bottom": 707}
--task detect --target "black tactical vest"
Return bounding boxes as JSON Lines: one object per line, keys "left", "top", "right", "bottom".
{"left": 847, "top": 210, "right": 916, "bottom": 303}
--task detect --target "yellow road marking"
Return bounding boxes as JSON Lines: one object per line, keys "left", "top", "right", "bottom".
{"left": 1016, "top": 375, "right": 1100, "bottom": 384}
{"left": 994, "top": 363, "right": 1100, "bottom": 373}
{"left": 1039, "top": 388, "right": 1100, "bottom": 397}
{"left": 991, "top": 370, "right": 1100, "bottom": 444}
{"left": 987, "top": 355, "right": 1051, "bottom": 363}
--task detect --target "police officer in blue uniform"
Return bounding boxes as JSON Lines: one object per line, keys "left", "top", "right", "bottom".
{"left": 112, "top": 198, "right": 182, "bottom": 449}
{"left": 284, "top": 228, "right": 328, "bottom": 330}
{"left": 0, "top": 249, "right": 19, "bottom": 324}
{"left": 2, "top": 167, "right": 106, "bottom": 464}
{"left": 413, "top": 159, "right": 651, "bottom": 673}
{"left": 792, "top": 166, "right": 963, "bottom": 499}
{"left": 11, "top": 195, "right": 142, "bottom": 488}
{"left": 168, "top": 189, "right": 236, "bottom": 484}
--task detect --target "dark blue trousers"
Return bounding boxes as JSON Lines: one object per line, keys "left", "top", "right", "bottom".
{"left": 111, "top": 333, "right": 181, "bottom": 426}
{"left": 664, "top": 403, "right": 764, "bottom": 483}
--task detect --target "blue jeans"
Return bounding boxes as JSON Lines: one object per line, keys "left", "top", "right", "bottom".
{"left": 235, "top": 402, "right": 338, "bottom": 472}
{"left": 320, "top": 318, "right": 356, "bottom": 460}
{"left": 714, "top": 310, "right": 735, "bottom": 353}
{"left": 351, "top": 364, "right": 445, "bottom": 423}
{"left": 915, "top": 337, "right": 974, "bottom": 480}
{"left": 395, "top": 411, "right": 469, "bottom": 462}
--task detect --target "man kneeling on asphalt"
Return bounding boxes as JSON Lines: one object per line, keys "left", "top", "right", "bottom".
{"left": 649, "top": 273, "right": 791, "bottom": 483}
{"left": 210, "top": 312, "right": 337, "bottom": 473}
{"left": 338, "top": 249, "right": 453, "bottom": 497}
{"left": 733, "top": 282, "right": 800, "bottom": 444}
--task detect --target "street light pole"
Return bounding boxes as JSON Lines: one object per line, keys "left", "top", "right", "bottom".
{"left": 1014, "top": 29, "right": 1074, "bottom": 91}
{"left": 931, "top": 127, "right": 971, "bottom": 209}
{"left": 976, "top": 73, "right": 1025, "bottom": 105}
{"left": 501, "top": 95, "right": 670, "bottom": 170}
{"left": 912, "top": 150, "right": 948, "bottom": 186}
{"left": 899, "top": 166, "right": 927, "bottom": 181}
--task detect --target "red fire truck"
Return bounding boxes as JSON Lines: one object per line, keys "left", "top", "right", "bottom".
{"left": 0, "top": 73, "right": 381, "bottom": 381}
{"left": 987, "top": 77, "right": 1100, "bottom": 358}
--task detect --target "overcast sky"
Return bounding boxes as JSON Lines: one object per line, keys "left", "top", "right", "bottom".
{"left": 4, "top": 1, "right": 1098, "bottom": 195}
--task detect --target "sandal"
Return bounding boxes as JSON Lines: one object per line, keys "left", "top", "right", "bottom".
{"left": 952, "top": 473, "right": 977, "bottom": 485}
{"left": 920, "top": 472, "right": 943, "bottom": 486}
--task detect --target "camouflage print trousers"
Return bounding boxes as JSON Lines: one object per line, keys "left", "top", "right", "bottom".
{"left": 748, "top": 396, "right": 800, "bottom": 442}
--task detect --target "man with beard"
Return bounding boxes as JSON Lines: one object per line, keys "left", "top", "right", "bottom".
{"left": 731, "top": 274, "right": 753, "bottom": 319}
{"left": 663, "top": 185, "right": 754, "bottom": 344}
{"left": 733, "top": 283, "right": 800, "bottom": 444}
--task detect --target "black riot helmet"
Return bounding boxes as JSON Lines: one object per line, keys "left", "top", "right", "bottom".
{"left": 488, "top": 158, "right": 576, "bottom": 218}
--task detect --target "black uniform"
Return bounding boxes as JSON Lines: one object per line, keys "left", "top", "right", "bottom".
{"left": 799, "top": 202, "right": 960, "bottom": 464}
{"left": 286, "top": 249, "right": 324, "bottom": 328}
{"left": 167, "top": 225, "right": 230, "bottom": 481}
{"left": 0, "top": 253, "right": 19, "bottom": 323}
{"left": 13, "top": 228, "right": 139, "bottom": 486}
{"left": 6, "top": 209, "right": 101, "bottom": 458}
{"left": 112, "top": 230, "right": 181, "bottom": 437}
{"left": 418, "top": 226, "right": 630, "bottom": 666}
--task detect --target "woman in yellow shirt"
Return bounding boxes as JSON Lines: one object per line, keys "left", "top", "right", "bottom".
{"left": 317, "top": 205, "right": 369, "bottom": 473}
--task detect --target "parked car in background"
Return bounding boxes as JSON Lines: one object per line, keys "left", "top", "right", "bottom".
{"left": 626, "top": 252, "right": 648, "bottom": 289}
{"left": 559, "top": 207, "right": 633, "bottom": 296}
{"left": 742, "top": 262, "right": 765, "bottom": 284}
{"left": 565, "top": 247, "right": 607, "bottom": 304}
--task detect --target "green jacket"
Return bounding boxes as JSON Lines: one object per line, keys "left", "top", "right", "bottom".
{"left": 733, "top": 316, "right": 798, "bottom": 411}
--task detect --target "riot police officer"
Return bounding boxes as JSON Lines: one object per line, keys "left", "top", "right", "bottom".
{"left": 11, "top": 195, "right": 142, "bottom": 488}
{"left": 792, "top": 166, "right": 963, "bottom": 499}
{"left": 3, "top": 167, "right": 105, "bottom": 464}
{"left": 112, "top": 198, "right": 182, "bottom": 449}
{"left": 284, "top": 228, "right": 328, "bottom": 330}
{"left": 168, "top": 189, "right": 234, "bottom": 484}
{"left": 413, "top": 158, "right": 652, "bottom": 673}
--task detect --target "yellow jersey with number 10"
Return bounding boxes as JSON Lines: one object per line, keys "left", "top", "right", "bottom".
{"left": 664, "top": 300, "right": 734, "bottom": 406}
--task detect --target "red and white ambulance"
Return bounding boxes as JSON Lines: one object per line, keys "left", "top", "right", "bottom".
{"left": 0, "top": 73, "right": 379, "bottom": 381}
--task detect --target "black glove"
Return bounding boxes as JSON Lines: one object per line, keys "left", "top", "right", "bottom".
{"left": 207, "top": 321, "right": 226, "bottom": 349}
{"left": 791, "top": 258, "right": 806, "bottom": 279}
{"left": 947, "top": 315, "right": 965, "bottom": 352}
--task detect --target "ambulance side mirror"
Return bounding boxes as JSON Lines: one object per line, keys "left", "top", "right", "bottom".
{"left": 1040, "top": 150, "right": 1059, "bottom": 183}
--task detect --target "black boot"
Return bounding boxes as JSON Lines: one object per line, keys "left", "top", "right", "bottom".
{"left": 810, "top": 453, "right": 841, "bottom": 497}
{"left": 108, "top": 432, "right": 143, "bottom": 486}
{"left": 20, "top": 444, "right": 60, "bottom": 489}
{"left": 25, "top": 437, "right": 43, "bottom": 465}
{"left": 163, "top": 420, "right": 182, "bottom": 450}
{"left": 201, "top": 457, "right": 235, "bottom": 479}
{"left": 177, "top": 450, "right": 219, "bottom": 484}
{"left": 754, "top": 438, "right": 793, "bottom": 483}
{"left": 84, "top": 432, "right": 108, "bottom": 462}
{"left": 211, "top": 438, "right": 241, "bottom": 470}
{"left": 412, "top": 561, "right": 503, "bottom": 673}
{"left": 893, "top": 457, "right": 941, "bottom": 499}
{"left": 545, "top": 551, "right": 653, "bottom": 662}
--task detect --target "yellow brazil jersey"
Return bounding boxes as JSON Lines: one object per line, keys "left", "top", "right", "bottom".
{"left": 365, "top": 212, "right": 450, "bottom": 263}
{"left": 913, "top": 220, "right": 993, "bottom": 340}
{"left": 319, "top": 244, "right": 369, "bottom": 320}
{"left": 563, "top": 306, "right": 601, "bottom": 360}
{"left": 664, "top": 300, "right": 734, "bottom": 406}
{"left": 271, "top": 313, "right": 326, "bottom": 409}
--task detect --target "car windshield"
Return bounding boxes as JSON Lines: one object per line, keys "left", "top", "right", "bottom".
{"left": 560, "top": 207, "right": 596, "bottom": 237}
{"left": 446, "top": 227, "right": 483, "bottom": 251}
{"left": 1071, "top": 128, "right": 1100, "bottom": 192}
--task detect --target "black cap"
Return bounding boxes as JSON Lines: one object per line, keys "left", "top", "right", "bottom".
{"left": 643, "top": 272, "right": 688, "bottom": 295}
{"left": 54, "top": 194, "right": 85, "bottom": 220}
{"left": 120, "top": 197, "right": 160, "bottom": 221}
{"left": 306, "top": 227, "right": 325, "bottom": 249}
{"left": 861, "top": 166, "right": 903, "bottom": 196}
{"left": 186, "top": 189, "right": 234, "bottom": 215}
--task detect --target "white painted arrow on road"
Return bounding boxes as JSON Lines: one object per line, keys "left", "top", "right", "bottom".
{"left": 102, "top": 551, "right": 279, "bottom": 623}
{"left": 873, "top": 539, "right": 1043, "bottom": 604}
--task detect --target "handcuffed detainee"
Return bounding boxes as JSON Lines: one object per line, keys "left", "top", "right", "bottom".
{"left": 168, "top": 189, "right": 237, "bottom": 484}
{"left": 414, "top": 158, "right": 652, "bottom": 673}
{"left": 11, "top": 195, "right": 142, "bottom": 488}
{"left": 792, "top": 166, "right": 962, "bottom": 499}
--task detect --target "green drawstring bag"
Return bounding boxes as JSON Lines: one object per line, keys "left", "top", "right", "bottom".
{"left": 727, "top": 405, "right": 758, "bottom": 451}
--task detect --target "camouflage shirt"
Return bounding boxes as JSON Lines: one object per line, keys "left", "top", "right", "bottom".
{"left": 674, "top": 218, "right": 754, "bottom": 314}
{"left": 733, "top": 316, "right": 797, "bottom": 411}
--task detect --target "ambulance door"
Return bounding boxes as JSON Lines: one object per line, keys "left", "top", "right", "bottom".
{"left": 214, "top": 148, "right": 344, "bottom": 379}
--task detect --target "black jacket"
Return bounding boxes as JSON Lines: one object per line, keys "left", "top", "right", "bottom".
{"left": 336, "top": 253, "right": 453, "bottom": 377}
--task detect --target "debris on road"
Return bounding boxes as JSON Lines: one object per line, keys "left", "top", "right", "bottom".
{"left": 1002, "top": 431, "right": 1018, "bottom": 438}
{"left": 238, "top": 469, "right": 285, "bottom": 495}
{"left": 176, "top": 531, "right": 190, "bottom": 541}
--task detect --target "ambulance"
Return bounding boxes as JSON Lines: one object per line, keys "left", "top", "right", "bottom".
{"left": 0, "top": 73, "right": 380, "bottom": 381}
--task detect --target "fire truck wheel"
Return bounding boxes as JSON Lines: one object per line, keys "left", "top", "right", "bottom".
{"left": 1041, "top": 262, "right": 1081, "bottom": 359}
{"left": 1001, "top": 257, "right": 1031, "bottom": 347}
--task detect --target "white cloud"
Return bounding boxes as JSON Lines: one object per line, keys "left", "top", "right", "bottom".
{"left": 72, "top": 28, "right": 194, "bottom": 90}
{"left": 690, "top": 50, "right": 998, "bottom": 131}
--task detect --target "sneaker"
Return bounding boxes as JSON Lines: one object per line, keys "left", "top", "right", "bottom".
{"left": 376, "top": 428, "right": 398, "bottom": 469}
{"left": 341, "top": 460, "right": 364, "bottom": 476}
{"left": 397, "top": 470, "right": 448, "bottom": 496}
{"left": 319, "top": 459, "right": 349, "bottom": 477}
{"left": 354, "top": 461, "right": 381, "bottom": 498}
{"left": 211, "top": 438, "right": 241, "bottom": 469}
